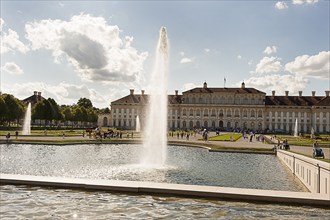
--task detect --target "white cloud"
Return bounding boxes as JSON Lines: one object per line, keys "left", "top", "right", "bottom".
{"left": 255, "top": 56, "right": 282, "bottom": 74}
{"left": 179, "top": 51, "right": 193, "bottom": 64}
{"left": 182, "top": 82, "right": 198, "bottom": 91}
{"left": 204, "top": 48, "right": 210, "bottom": 53}
{"left": 243, "top": 74, "right": 308, "bottom": 95}
{"left": 25, "top": 13, "right": 148, "bottom": 83}
{"left": 237, "top": 55, "right": 242, "bottom": 60}
{"left": 1, "top": 62, "right": 24, "bottom": 75}
{"left": 263, "top": 46, "right": 277, "bottom": 55}
{"left": 275, "top": 2, "right": 289, "bottom": 10}
{"left": 180, "top": 57, "right": 193, "bottom": 64}
{"left": 292, "top": 0, "right": 318, "bottom": 5}
{"left": 285, "top": 51, "right": 329, "bottom": 79}
{"left": 0, "top": 18, "right": 29, "bottom": 54}
{"left": 248, "top": 60, "right": 253, "bottom": 66}
{"left": 2, "top": 81, "right": 111, "bottom": 108}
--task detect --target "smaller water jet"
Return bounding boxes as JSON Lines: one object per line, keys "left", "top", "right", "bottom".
{"left": 136, "top": 115, "right": 141, "bottom": 132}
{"left": 293, "top": 118, "right": 298, "bottom": 137}
{"left": 22, "top": 102, "right": 31, "bottom": 135}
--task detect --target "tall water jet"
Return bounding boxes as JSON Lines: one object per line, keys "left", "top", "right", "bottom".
{"left": 135, "top": 115, "right": 141, "bottom": 132}
{"left": 141, "top": 27, "right": 169, "bottom": 166}
{"left": 22, "top": 102, "right": 31, "bottom": 135}
{"left": 294, "top": 118, "right": 298, "bottom": 137}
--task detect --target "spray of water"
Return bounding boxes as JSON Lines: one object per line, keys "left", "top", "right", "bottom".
{"left": 22, "top": 102, "right": 31, "bottom": 135}
{"left": 141, "top": 27, "right": 169, "bottom": 167}
{"left": 294, "top": 118, "right": 298, "bottom": 137}
{"left": 136, "top": 115, "right": 141, "bottom": 132}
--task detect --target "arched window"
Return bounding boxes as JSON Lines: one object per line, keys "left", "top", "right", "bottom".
{"left": 196, "top": 121, "right": 201, "bottom": 128}
{"left": 227, "top": 109, "right": 231, "bottom": 117}
{"left": 219, "top": 110, "right": 224, "bottom": 117}
{"left": 189, "top": 109, "right": 193, "bottom": 116}
{"left": 211, "top": 109, "right": 216, "bottom": 116}
{"left": 251, "top": 110, "right": 255, "bottom": 117}
{"left": 183, "top": 121, "right": 187, "bottom": 128}
{"left": 204, "top": 109, "right": 209, "bottom": 116}
{"left": 204, "top": 120, "right": 208, "bottom": 128}
{"left": 227, "top": 121, "right": 231, "bottom": 128}
{"left": 243, "top": 110, "right": 247, "bottom": 117}
{"left": 211, "top": 121, "right": 216, "bottom": 128}
{"left": 235, "top": 109, "right": 239, "bottom": 117}
{"left": 189, "top": 121, "right": 193, "bottom": 128}
{"left": 196, "top": 109, "right": 201, "bottom": 116}
{"left": 219, "top": 121, "right": 224, "bottom": 128}
{"left": 103, "top": 117, "right": 108, "bottom": 126}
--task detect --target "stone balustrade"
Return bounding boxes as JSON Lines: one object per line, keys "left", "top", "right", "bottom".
{"left": 277, "top": 150, "right": 330, "bottom": 195}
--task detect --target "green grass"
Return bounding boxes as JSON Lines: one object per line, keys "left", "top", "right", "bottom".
{"left": 208, "top": 134, "right": 242, "bottom": 141}
{"left": 275, "top": 135, "right": 330, "bottom": 148}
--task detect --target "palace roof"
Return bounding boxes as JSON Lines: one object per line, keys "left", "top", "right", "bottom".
{"left": 183, "top": 87, "right": 265, "bottom": 94}
{"left": 112, "top": 94, "right": 183, "bottom": 105}
{"left": 22, "top": 91, "right": 45, "bottom": 106}
{"left": 265, "top": 96, "right": 329, "bottom": 106}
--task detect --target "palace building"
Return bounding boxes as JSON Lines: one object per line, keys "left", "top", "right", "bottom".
{"left": 103, "top": 82, "right": 330, "bottom": 134}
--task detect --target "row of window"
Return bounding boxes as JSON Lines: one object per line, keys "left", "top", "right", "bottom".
{"left": 183, "top": 97, "right": 263, "bottom": 105}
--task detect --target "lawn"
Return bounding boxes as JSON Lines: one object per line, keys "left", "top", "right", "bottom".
{"left": 276, "top": 135, "right": 330, "bottom": 148}
{"left": 208, "top": 134, "right": 242, "bottom": 141}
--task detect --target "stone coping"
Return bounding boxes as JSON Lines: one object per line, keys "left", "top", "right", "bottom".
{"left": 1, "top": 174, "right": 329, "bottom": 207}
{"left": 0, "top": 140, "right": 275, "bottom": 154}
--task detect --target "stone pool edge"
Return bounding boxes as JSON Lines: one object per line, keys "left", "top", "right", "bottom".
{"left": 1, "top": 173, "right": 329, "bottom": 207}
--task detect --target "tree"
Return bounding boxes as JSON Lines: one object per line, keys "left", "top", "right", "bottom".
{"left": 0, "top": 95, "right": 8, "bottom": 124}
{"left": 61, "top": 106, "right": 73, "bottom": 122}
{"left": 32, "top": 98, "right": 61, "bottom": 126}
{"left": 77, "top": 98, "right": 93, "bottom": 109}
{"left": 3, "top": 94, "right": 25, "bottom": 126}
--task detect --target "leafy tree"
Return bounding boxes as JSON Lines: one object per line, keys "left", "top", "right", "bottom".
{"left": 77, "top": 98, "right": 93, "bottom": 109}
{"left": 61, "top": 106, "right": 73, "bottom": 122}
{"left": 0, "top": 95, "right": 8, "bottom": 124}
{"left": 3, "top": 94, "right": 25, "bottom": 126}
{"left": 87, "top": 109, "right": 98, "bottom": 123}
{"left": 32, "top": 98, "right": 61, "bottom": 125}
{"left": 32, "top": 100, "right": 46, "bottom": 125}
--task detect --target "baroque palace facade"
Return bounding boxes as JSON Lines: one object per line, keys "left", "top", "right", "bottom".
{"left": 103, "top": 82, "right": 330, "bottom": 134}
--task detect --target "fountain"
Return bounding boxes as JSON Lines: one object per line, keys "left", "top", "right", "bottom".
{"left": 135, "top": 115, "right": 141, "bottom": 132}
{"left": 294, "top": 118, "right": 298, "bottom": 137}
{"left": 22, "top": 102, "right": 31, "bottom": 135}
{"left": 1, "top": 27, "right": 327, "bottom": 219}
{"left": 141, "top": 27, "right": 169, "bottom": 166}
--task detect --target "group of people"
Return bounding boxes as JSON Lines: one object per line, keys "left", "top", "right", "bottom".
{"left": 93, "top": 128, "right": 134, "bottom": 140}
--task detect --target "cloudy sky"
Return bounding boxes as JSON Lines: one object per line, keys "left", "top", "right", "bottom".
{"left": 1, "top": 0, "right": 329, "bottom": 108}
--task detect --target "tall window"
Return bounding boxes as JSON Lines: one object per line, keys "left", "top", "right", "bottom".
{"left": 204, "top": 120, "right": 208, "bottom": 128}
{"left": 196, "top": 109, "right": 201, "bottom": 116}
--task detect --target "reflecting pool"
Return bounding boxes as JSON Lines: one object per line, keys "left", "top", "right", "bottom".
{"left": 0, "top": 144, "right": 306, "bottom": 191}
{"left": 1, "top": 185, "right": 329, "bottom": 219}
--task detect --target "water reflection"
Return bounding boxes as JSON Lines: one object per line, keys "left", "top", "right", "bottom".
{"left": 1, "top": 185, "right": 328, "bottom": 219}
{"left": 1, "top": 144, "right": 306, "bottom": 191}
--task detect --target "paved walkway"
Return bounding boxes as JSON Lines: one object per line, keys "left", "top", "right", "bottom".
{"left": 1, "top": 132, "right": 329, "bottom": 159}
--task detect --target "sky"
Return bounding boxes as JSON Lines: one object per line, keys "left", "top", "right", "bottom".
{"left": 1, "top": 0, "right": 329, "bottom": 108}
